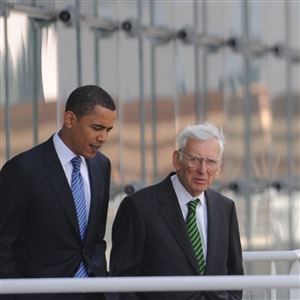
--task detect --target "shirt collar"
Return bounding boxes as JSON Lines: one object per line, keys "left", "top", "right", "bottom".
{"left": 53, "top": 131, "right": 78, "bottom": 166}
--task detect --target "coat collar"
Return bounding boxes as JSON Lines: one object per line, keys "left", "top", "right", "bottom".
{"left": 158, "top": 173, "right": 201, "bottom": 274}
{"left": 204, "top": 189, "right": 224, "bottom": 274}
{"left": 42, "top": 137, "right": 81, "bottom": 238}
{"left": 41, "top": 137, "right": 105, "bottom": 242}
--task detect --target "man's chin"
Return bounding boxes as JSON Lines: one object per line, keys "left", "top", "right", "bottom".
{"left": 84, "top": 150, "right": 98, "bottom": 159}
{"left": 193, "top": 185, "right": 207, "bottom": 195}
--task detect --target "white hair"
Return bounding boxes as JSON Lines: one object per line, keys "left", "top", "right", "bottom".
{"left": 177, "top": 122, "right": 226, "bottom": 156}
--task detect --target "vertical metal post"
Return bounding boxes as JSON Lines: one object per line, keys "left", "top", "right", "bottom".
{"left": 193, "top": 0, "right": 200, "bottom": 122}
{"left": 270, "top": 260, "right": 277, "bottom": 300}
{"left": 242, "top": 0, "right": 253, "bottom": 250}
{"left": 285, "top": 0, "right": 293, "bottom": 178}
{"left": 172, "top": 1, "right": 181, "bottom": 139}
{"left": 3, "top": 3, "right": 10, "bottom": 161}
{"left": 199, "top": 0, "right": 208, "bottom": 122}
{"left": 137, "top": 1, "right": 146, "bottom": 185}
{"left": 150, "top": 0, "right": 158, "bottom": 181}
{"left": 173, "top": 42, "right": 179, "bottom": 137}
{"left": 114, "top": 3, "right": 124, "bottom": 187}
{"left": 31, "top": 0, "right": 39, "bottom": 146}
{"left": 32, "top": 22, "right": 39, "bottom": 145}
{"left": 93, "top": 0, "right": 99, "bottom": 84}
{"left": 284, "top": 1, "right": 294, "bottom": 250}
{"left": 75, "top": 0, "right": 81, "bottom": 86}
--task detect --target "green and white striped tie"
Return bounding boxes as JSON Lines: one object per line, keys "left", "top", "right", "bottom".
{"left": 186, "top": 199, "right": 205, "bottom": 274}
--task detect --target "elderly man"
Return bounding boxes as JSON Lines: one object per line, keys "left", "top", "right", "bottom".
{"left": 110, "top": 122, "right": 244, "bottom": 300}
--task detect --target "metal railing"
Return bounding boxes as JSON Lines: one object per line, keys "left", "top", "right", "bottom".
{"left": 0, "top": 275, "right": 298, "bottom": 294}
{"left": 0, "top": 250, "right": 299, "bottom": 299}
{"left": 242, "top": 249, "right": 300, "bottom": 300}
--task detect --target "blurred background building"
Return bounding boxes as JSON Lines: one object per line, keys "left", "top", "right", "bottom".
{"left": 0, "top": 0, "right": 299, "bottom": 271}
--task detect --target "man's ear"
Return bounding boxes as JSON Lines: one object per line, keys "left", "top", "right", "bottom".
{"left": 214, "top": 160, "right": 223, "bottom": 176}
{"left": 172, "top": 150, "right": 180, "bottom": 171}
{"left": 64, "top": 111, "right": 75, "bottom": 128}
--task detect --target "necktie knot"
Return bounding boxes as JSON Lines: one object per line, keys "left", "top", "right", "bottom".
{"left": 71, "top": 156, "right": 81, "bottom": 172}
{"left": 187, "top": 198, "right": 199, "bottom": 213}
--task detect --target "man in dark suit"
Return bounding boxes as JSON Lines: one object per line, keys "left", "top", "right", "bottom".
{"left": 110, "top": 122, "right": 244, "bottom": 300}
{"left": 0, "top": 85, "right": 117, "bottom": 300}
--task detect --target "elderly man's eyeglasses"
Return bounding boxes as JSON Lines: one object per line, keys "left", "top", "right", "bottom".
{"left": 179, "top": 149, "right": 221, "bottom": 171}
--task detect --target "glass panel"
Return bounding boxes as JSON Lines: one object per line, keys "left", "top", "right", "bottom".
{"left": 1, "top": 0, "right": 299, "bottom": 264}
{"left": 291, "top": 64, "right": 300, "bottom": 178}
{"left": 152, "top": 42, "right": 177, "bottom": 181}
{"left": 5, "top": 11, "right": 35, "bottom": 157}
{"left": 0, "top": 16, "right": 6, "bottom": 166}
{"left": 206, "top": 0, "right": 243, "bottom": 37}
{"left": 39, "top": 24, "right": 58, "bottom": 143}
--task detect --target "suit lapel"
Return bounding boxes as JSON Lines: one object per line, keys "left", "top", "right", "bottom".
{"left": 158, "top": 175, "right": 200, "bottom": 274}
{"left": 42, "top": 138, "right": 80, "bottom": 237}
{"left": 204, "top": 189, "right": 222, "bottom": 274}
{"left": 85, "top": 158, "right": 103, "bottom": 240}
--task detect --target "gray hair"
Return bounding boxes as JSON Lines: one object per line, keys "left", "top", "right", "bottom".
{"left": 177, "top": 122, "right": 226, "bottom": 156}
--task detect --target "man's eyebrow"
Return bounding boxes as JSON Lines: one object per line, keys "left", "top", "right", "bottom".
{"left": 92, "top": 124, "right": 114, "bottom": 130}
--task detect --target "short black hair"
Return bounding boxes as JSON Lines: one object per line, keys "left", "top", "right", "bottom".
{"left": 65, "top": 85, "right": 116, "bottom": 118}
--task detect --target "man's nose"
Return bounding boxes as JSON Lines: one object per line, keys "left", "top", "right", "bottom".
{"left": 197, "top": 159, "right": 208, "bottom": 172}
{"left": 96, "top": 130, "right": 108, "bottom": 142}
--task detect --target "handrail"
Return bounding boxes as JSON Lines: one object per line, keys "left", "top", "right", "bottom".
{"left": 0, "top": 250, "right": 299, "bottom": 295}
{"left": 0, "top": 275, "right": 299, "bottom": 294}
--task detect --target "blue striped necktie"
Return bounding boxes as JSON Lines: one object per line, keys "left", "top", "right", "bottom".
{"left": 186, "top": 199, "right": 205, "bottom": 274}
{"left": 71, "top": 156, "right": 88, "bottom": 277}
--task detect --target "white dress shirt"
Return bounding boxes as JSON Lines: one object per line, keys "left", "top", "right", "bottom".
{"left": 171, "top": 174, "right": 208, "bottom": 260}
{"left": 53, "top": 132, "right": 91, "bottom": 220}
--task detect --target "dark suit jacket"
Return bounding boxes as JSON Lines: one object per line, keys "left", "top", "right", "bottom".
{"left": 0, "top": 137, "right": 111, "bottom": 298}
{"left": 110, "top": 173, "right": 244, "bottom": 300}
